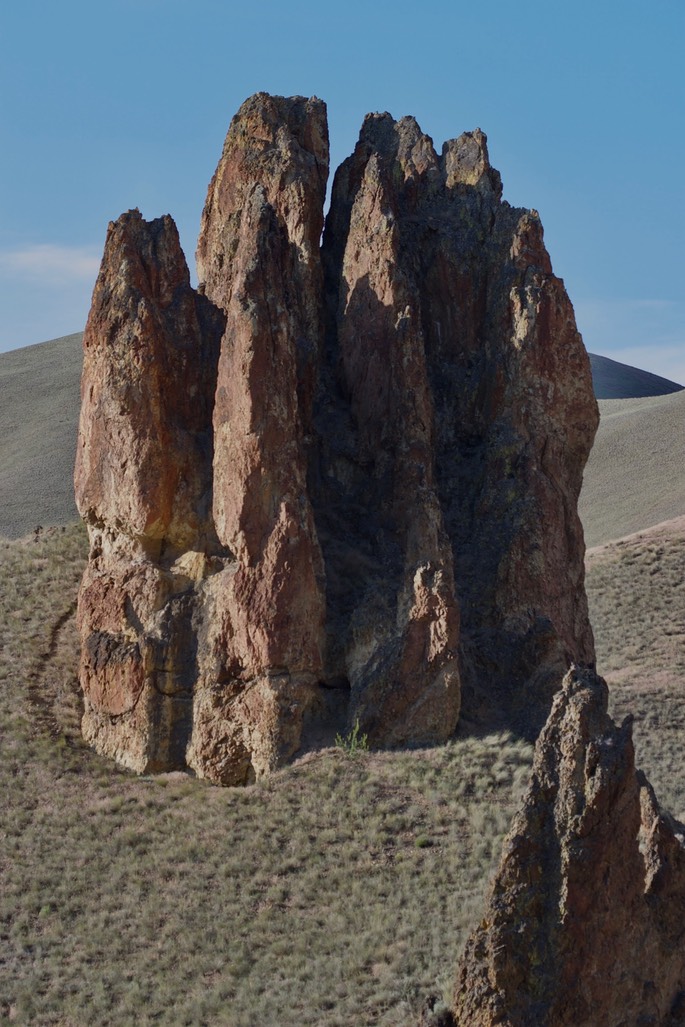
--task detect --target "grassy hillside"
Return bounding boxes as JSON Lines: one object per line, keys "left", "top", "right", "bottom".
{"left": 579, "top": 390, "right": 685, "bottom": 547}
{"left": 0, "top": 509, "right": 683, "bottom": 1024}
{"left": 0, "top": 334, "right": 82, "bottom": 539}
{"left": 586, "top": 515, "right": 685, "bottom": 821}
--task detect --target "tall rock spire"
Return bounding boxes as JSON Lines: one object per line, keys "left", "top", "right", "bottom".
{"left": 188, "top": 94, "right": 330, "bottom": 782}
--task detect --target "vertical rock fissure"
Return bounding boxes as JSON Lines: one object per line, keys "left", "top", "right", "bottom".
{"left": 313, "top": 115, "right": 461, "bottom": 746}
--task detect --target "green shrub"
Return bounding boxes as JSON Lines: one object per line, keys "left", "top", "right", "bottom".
{"left": 334, "top": 718, "right": 369, "bottom": 756}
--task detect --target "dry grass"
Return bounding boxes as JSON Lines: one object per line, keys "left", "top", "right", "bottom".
{"left": 0, "top": 523, "right": 532, "bottom": 1026}
{"left": 0, "top": 334, "right": 82, "bottom": 539}
{"left": 580, "top": 390, "right": 685, "bottom": 547}
{"left": 2, "top": 510, "right": 683, "bottom": 1024}
{"left": 586, "top": 517, "right": 685, "bottom": 820}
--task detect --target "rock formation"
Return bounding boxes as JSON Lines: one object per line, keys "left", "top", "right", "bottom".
{"left": 316, "top": 114, "right": 597, "bottom": 739}
{"left": 75, "top": 210, "right": 226, "bottom": 771}
{"left": 75, "top": 92, "right": 598, "bottom": 784}
{"left": 453, "top": 666, "right": 685, "bottom": 1027}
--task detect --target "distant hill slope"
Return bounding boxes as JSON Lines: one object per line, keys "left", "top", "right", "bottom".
{"left": 579, "top": 389, "right": 685, "bottom": 548}
{"left": 0, "top": 333, "right": 82, "bottom": 538}
{"left": 1, "top": 336, "right": 683, "bottom": 545}
{"left": 589, "top": 352, "right": 683, "bottom": 399}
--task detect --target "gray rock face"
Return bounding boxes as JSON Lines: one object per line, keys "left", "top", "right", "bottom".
{"left": 75, "top": 94, "right": 598, "bottom": 784}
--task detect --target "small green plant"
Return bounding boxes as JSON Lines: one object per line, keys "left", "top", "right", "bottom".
{"left": 335, "top": 718, "right": 369, "bottom": 756}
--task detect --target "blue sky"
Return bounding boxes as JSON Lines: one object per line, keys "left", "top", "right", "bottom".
{"left": 1, "top": 0, "right": 683, "bottom": 380}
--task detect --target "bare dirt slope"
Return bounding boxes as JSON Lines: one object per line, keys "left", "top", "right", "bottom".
{"left": 0, "top": 333, "right": 82, "bottom": 538}
{"left": 579, "top": 389, "right": 685, "bottom": 547}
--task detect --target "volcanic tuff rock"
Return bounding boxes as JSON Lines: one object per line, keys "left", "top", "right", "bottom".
{"left": 75, "top": 92, "right": 598, "bottom": 784}
{"left": 453, "top": 666, "right": 685, "bottom": 1027}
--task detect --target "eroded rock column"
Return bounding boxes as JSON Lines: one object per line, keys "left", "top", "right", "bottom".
{"left": 75, "top": 210, "right": 225, "bottom": 772}
{"left": 188, "top": 94, "right": 330, "bottom": 781}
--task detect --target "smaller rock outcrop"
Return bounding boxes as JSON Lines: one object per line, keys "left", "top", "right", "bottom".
{"left": 453, "top": 666, "right": 685, "bottom": 1027}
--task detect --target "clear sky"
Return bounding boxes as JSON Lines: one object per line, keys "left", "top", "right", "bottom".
{"left": 1, "top": 0, "right": 683, "bottom": 381}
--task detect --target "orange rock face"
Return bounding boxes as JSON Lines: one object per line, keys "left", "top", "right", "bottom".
{"left": 453, "top": 666, "right": 685, "bottom": 1027}
{"left": 190, "top": 95, "right": 330, "bottom": 782}
{"left": 75, "top": 93, "right": 598, "bottom": 783}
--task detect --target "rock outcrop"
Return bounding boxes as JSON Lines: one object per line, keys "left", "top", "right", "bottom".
{"left": 75, "top": 210, "right": 226, "bottom": 771}
{"left": 75, "top": 92, "right": 598, "bottom": 783}
{"left": 316, "top": 114, "right": 597, "bottom": 739}
{"left": 453, "top": 666, "right": 685, "bottom": 1027}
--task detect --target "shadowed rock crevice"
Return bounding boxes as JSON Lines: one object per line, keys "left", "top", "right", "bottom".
{"left": 75, "top": 92, "right": 598, "bottom": 784}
